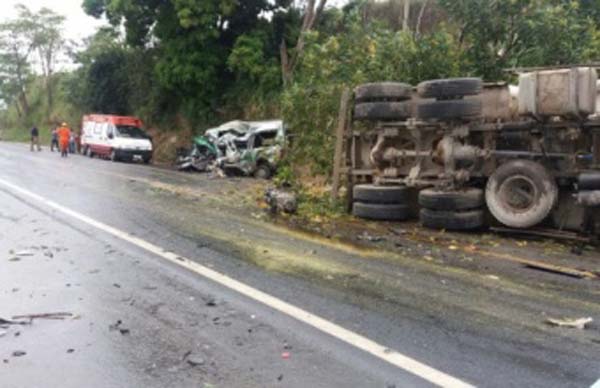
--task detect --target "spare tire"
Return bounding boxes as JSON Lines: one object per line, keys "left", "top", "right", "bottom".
{"left": 353, "top": 202, "right": 410, "bottom": 221}
{"left": 354, "top": 102, "right": 412, "bottom": 121}
{"left": 420, "top": 208, "right": 484, "bottom": 230}
{"left": 354, "top": 82, "right": 412, "bottom": 102}
{"left": 416, "top": 99, "right": 481, "bottom": 120}
{"left": 417, "top": 78, "right": 483, "bottom": 99}
{"left": 419, "top": 188, "right": 484, "bottom": 211}
{"left": 353, "top": 184, "right": 409, "bottom": 204}
{"left": 486, "top": 160, "right": 558, "bottom": 228}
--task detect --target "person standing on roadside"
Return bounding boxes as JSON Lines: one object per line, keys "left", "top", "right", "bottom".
{"left": 30, "top": 126, "right": 41, "bottom": 152}
{"left": 69, "top": 132, "right": 76, "bottom": 154}
{"left": 57, "top": 122, "right": 71, "bottom": 158}
{"left": 50, "top": 126, "right": 59, "bottom": 152}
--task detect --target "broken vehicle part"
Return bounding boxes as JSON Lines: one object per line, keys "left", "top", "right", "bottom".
{"left": 176, "top": 136, "right": 218, "bottom": 172}
{"left": 265, "top": 188, "right": 298, "bottom": 214}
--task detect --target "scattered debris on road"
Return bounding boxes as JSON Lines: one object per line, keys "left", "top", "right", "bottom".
{"left": 206, "top": 299, "right": 217, "bottom": 307}
{"left": 357, "top": 231, "right": 385, "bottom": 243}
{"left": 12, "top": 312, "right": 73, "bottom": 323}
{"left": 0, "top": 317, "right": 29, "bottom": 326}
{"left": 12, "top": 350, "right": 26, "bottom": 357}
{"left": 545, "top": 317, "right": 593, "bottom": 329}
{"left": 109, "top": 320, "right": 131, "bottom": 335}
{"left": 186, "top": 355, "right": 206, "bottom": 366}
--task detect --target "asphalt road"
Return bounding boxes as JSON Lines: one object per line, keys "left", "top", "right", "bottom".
{"left": 0, "top": 142, "right": 599, "bottom": 388}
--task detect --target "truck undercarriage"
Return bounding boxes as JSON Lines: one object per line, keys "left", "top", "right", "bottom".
{"left": 341, "top": 67, "right": 600, "bottom": 237}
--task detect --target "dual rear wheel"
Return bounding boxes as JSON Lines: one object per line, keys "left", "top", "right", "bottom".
{"left": 352, "top": 184, "right": 411, "bottom": 221}
{"left": 353, "top": 161, "right": 558, "bottom": 230}
{"left": 418, "top": 188, "right": 485, "bottom": 231}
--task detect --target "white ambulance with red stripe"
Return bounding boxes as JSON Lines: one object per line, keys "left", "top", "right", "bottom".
{"left": 81, "top": 114, "right": 153, "bottom": 164}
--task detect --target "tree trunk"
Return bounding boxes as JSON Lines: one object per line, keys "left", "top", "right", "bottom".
{"left": 14, "top": 100, "right": 22, "bottom": 118}
{"left": 280, "top": 40, "right": 292, "bottom": 85}
{"left": 46, "top": 73, "right": 53, "bottom": 117}
{"left": 19, "top": 90, "right": 29, "bottom": 116}
{"left": 415, "top": 0, "right": 428, "bottom": 35}
{"left": 403, "top": 0, "right": 411, "bottom": 32}
{"left": 280, "top": 0, "right": 327, "bottom": 86}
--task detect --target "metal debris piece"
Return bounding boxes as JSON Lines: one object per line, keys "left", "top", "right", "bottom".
{"left": 357, "top": 232, "right": 385, "bottom": 242}
{"left": 546, "top": 317, "right": 593, "bottom": 329}
{"left": 12, "top": 312, "right": 73, "bottom": 322}
{"left": 0, "top": 317, "right": 29, "bottom": 326}
{"left": 186, "top": 355, "right": 205, "bottom": 366}
{"left": 265, "top": 188, "right": 297, "bottom": 214}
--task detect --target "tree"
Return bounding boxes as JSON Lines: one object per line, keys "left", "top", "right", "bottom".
{"left": 0, "top": 5, "right": 37, "bottom": 116}
{"left": 280, "top": 0, "right": 328, "bottom": 84}
{"left": 438, "top": 0, "right": 595, "bottom": 80}
{"left": 0, "top": 4, "right": 66, "bottom": 119}
{"left": 33, "top": 8, "right": 67, "bottom": 114}
{"left": 82, "top": 0, "right": 293, "bottom": 121}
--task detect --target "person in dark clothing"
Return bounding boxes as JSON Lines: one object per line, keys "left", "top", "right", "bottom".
{"left": 50, "top": 127, "right": 59, "bottom": 152}
{"left": 30, "top": 126, "right": 41, "bottom": 151}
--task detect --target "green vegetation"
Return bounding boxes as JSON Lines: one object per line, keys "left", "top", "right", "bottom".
{"left": 2, "top": 0, "right": 600, "bottom": 177}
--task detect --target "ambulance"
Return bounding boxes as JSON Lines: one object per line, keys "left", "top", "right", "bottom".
{"left": 81, "top": 114, "right": 153, "bottom": 164}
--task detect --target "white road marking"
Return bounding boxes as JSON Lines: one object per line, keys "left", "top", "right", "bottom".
{"left": 591, "top": 379, "right": 600, "bottom": 388}
{"left": 0, "top": 177, "right": 474, "bottom": 388}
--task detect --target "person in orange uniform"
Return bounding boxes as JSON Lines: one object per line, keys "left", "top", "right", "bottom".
{"left": 57, "top": 122, "right": 71, "bottom": 158}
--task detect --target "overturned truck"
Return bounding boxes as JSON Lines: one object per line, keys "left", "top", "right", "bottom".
{"left": 344, "top": 66, "right": 600, "bottom": 237}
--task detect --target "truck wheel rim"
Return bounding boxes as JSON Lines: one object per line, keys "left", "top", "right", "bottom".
{"left": 498, "top": 175, "right": 538, "bottom": 213}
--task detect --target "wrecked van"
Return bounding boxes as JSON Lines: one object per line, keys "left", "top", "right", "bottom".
{"left": 211, "top": 120, "right": 286, "bottom": 179}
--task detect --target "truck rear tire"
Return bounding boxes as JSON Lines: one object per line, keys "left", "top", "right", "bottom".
{"left": 353, "top": 184, "right": 409, "bottom": 204}
{"left": 486, "top": 160, "right": 558, "bottom": 228}
{"left": 420, "top": 208, "right": 484, "bottom": 230}
{"left": 417, "top": 78, "right": 482, "bottom": 99}
{"left": 354, "top": 101, "right": 412, "bottom": 121}
{"left": 354, "top": 82, "right": 412, "bottom": 102}
{"left": 416, "top": 99, "right": 481, "bottom": 120}
{"left": 419, "top": 188, "right": 484, "bottom": 211}
{"left": 353, "top": 202, "right": 410, "bottom": 221}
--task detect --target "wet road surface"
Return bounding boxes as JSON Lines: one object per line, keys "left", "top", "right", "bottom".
{"left": 0, "top": 142, "right": 599, "bottom": 388}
